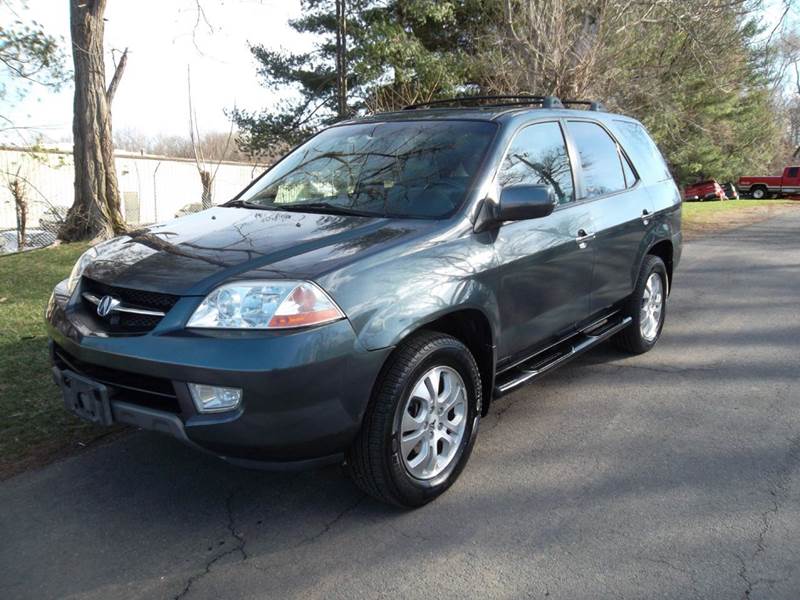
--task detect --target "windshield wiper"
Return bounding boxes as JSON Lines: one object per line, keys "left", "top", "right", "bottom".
{"left": 275, "top": 202, "right": 375, "bottom": 217}
{"left": 224, "top": 199, "right": 274, "bottom": 210}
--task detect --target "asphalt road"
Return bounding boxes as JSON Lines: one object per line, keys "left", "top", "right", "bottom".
{"left": 2, "top": 213, "right": 800, "bottom": 600}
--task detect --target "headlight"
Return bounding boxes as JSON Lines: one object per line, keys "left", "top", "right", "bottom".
{"left": 186, "top": 280, "right": 345, "bottom": 329}
{"left": 66, "top": 247, "right": 98, "bottom": 296}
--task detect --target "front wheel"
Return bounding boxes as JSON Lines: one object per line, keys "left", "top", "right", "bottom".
{"left": 613, "top": 255, "right": 668, "bottom": 354}
{"left": 346, "top": 331, "right": 481, "bottom": 507}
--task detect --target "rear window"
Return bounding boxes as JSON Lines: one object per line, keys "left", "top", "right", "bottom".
{"left": 613, "top": 121, "right": 672, "bottom": 183}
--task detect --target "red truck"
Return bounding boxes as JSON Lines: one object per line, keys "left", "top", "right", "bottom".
{"left": 683, "top": 180, "right": 727, "bottom": 201}
{"left": 738, "top": 166, "right": 800, "bottom": 199}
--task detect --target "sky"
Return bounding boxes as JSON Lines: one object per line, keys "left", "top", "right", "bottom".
{"left": 1, "top": 0, "right": 796, "bottom": 147}
{"left": 1, "top": 0, "right": 309, "bottom": 144}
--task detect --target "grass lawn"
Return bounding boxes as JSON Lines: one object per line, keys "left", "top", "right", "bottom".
{"left": 682, "top": 198, "right": 799, "bottom": 237}
{"left": 0, "top": 243, "right": 122, "bottom": 479}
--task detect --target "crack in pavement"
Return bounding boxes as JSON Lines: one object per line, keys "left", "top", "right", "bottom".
{"left": 225, "top": 490, "right": 248, "bottom": 561}
{"left": 733, "top": 552, "right": 754, "bottom": 599}
{"left": 640, "top": 556, "right": 703, "bottom": 600}
{"left": 387, "top": 519, "right": 434, "bottom": 543}
{"left": 735, "top": 434, "right": 800, "bottom": 599}
{"left": 294, "top": 494, "right": 366, "bottom": 548}
{"left": 248, "top": 493, "right": 368, "bottom": 575}
{"left": 174, "top": 487, "right": 247, "bottom": 600}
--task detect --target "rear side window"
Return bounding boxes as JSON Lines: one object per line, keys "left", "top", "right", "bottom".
{"left": 566, "top": 121, "right": 626, "bottom": 198}
{"left": 613, "top": 120, "right": 671, "bottom": 183}
{"left": 788, "top": 167, "right": 799, "bottom": 178}
{"left": 497, "top": 121, "right": 575, "bottom": 205}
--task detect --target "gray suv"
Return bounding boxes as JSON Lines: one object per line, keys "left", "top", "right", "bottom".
{"left": 47, "top": 96, "right": 681, "bottom": 507}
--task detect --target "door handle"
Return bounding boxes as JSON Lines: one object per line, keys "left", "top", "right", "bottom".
{"left": 575, "top": 229, "right": 595, "bottom": 249}
{"left": 641, "top": 209, "right": 651, "bottom": 225}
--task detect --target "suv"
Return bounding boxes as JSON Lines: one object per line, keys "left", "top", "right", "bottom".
{"left": 47, "top": 96, "right": 681, "bottom": 507}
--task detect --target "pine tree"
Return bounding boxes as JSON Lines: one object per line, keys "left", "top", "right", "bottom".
{"left": 231, "top": 0, "right": 495, "bottom": 155}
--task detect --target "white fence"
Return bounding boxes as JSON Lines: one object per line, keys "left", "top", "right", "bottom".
{"left": 0, "top": 146, "right": 265, "bottom": 252}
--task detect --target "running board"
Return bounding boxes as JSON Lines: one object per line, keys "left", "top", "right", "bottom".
{"left": 493, "top": 315, "right": 633, "bottom": 397}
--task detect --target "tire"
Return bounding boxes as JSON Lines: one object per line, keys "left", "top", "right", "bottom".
{"left": 751, "top": 186, "right": 766, "bottom": 200}
{"left": 346, "top": 330, "right": 481, "bottom": 508}
{"left": 613, "top": 255, "right": 668, "bottom": 355}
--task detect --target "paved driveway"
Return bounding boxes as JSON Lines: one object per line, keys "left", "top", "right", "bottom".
{"left": 2, "top": 213, "right": 799, "bottom": 600}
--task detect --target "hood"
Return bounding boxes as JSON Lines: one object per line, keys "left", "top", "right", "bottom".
{"left": 83, "top": 207, "right": 433, "bottom": 295}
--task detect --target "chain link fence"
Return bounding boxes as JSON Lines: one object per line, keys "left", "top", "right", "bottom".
{"left": 1, "top": 147, "right": 263, "bottom": 255}
{"left": 1, "top": 178, "right": 65, "bottom": 254}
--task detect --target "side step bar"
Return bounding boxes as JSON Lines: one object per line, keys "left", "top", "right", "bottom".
{"left": 493, "top": 315, "right": 632, "bottom": 397}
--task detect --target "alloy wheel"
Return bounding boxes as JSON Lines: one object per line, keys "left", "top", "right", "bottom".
{"left": 399, "top": 366, "right": 467, "bottom": 480}
{"left": 640, "top": 272, "right": 664, "bottom": 342}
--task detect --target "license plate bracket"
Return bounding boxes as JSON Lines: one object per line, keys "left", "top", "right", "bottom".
{"left": 53, "top": 368, "right": 114, "bottom": 426}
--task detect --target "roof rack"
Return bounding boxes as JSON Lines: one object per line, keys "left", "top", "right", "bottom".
{"left": 561, "top": 99, "right": 605, "bottom": 112}
{"left": 402, "top": 95, "right": 604, "bottom": 112}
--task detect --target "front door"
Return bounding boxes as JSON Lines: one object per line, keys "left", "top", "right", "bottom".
{"left": 783, "top": 166, "right": 800, "bottom": 195}
{"left": 492, "top": 121, "right": 595, "bottom": 363}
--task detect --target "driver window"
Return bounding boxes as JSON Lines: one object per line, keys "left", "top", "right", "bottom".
{"left": 497, "top": 122, "right": 575, "bottom": 205}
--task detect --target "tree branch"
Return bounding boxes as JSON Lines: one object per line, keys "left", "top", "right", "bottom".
{"left": 105, "top": 47, "right": 128, "bottom": 105}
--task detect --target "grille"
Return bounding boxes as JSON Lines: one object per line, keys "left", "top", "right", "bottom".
{"left": 82, "top": 277, "right": 179, "bottom": 311}
{"left": 81, "top": 277, "right": 179, "bottom": 334}
{"left": 53, "top": 344, "right": 181, "bottom": 414}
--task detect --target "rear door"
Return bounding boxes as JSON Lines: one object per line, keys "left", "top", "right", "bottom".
{"left": 564, "top": 119, "right": 654, "bottom": 317}
{"left": 492, "top": 121, "right": 595, "bottom": 363}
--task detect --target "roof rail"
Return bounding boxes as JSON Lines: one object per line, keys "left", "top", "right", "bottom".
{"left": 402, "top": 95, "right": 605, "bottom": 112}
{"left": 561, "top": 99, "right": 605, "bottom": 112}
{"left": 402, "top": 95, "right": 565, "bottom": 110}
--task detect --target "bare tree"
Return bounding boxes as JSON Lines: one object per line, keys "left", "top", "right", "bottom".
{"left": 59, "top": 0, "right": 126, "bottom": 242}
{"left": 364, "top": 73, "right": 445, "bottom": 114}
{"left": 6, "top": 167, "right": 28, "bottom": 250}
{"left": 187, "top": 66, "right": 234, "bottom": 209}
{"left": 481, "top": 0, "right": 762, "bottom": 102}
{"left": 115, "top": 128, "right": 258, "bottom": 162}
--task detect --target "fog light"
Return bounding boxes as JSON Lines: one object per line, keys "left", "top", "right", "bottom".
{"left": 188, "top": 383, "right": 242, "bottom": 413}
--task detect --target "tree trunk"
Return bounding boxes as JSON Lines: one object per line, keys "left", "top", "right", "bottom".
{"left": 335, "top": 0, "right": 347, "bottom": 118}
{"left": 60, "top": 0, "right": 126, "bottom": 242}
{"left": 200, "top": 169, "right": 212, "bottom": 209}
{"left": 9, "top": 178, "right": 27, "bottom": 251}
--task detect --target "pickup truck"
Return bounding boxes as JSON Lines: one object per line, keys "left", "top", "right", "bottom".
{"left": 738, "top": 166, "right": 800, "bottom": 199}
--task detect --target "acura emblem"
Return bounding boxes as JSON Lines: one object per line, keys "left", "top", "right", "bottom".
{"left": 97, "top": 295, "right": 120, "bottom": 318}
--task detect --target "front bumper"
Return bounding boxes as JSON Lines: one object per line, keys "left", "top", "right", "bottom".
{"left": 46, "top": 281, "right": 391, "bottom": 468}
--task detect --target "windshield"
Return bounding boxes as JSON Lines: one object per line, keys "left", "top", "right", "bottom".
{"left": 238, "top": 120, "right": 497, "bottom": 218}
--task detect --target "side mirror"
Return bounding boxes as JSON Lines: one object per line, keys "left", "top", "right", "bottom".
{"left": 497, "top": 184, "right": 558, "bottom": 222}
